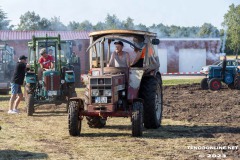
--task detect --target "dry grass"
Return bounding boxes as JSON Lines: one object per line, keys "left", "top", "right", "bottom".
{"left": 0, "top": 88, "right": 238, "bottom": 160}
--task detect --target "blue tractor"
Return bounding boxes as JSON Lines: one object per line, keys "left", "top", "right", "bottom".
{"left": 24, "top": 35, "right": 77, "bottom": 116}
{"left": 200, "top": 58, "right": 240, "bottom": 91}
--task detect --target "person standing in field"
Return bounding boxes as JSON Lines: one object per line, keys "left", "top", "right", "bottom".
{"left": 8, "top": 55, "right": 29, "bottom": 114}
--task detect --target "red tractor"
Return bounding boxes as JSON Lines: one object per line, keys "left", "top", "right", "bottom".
{"left": 68, "top": 30, "right": 163, "bottom": 137}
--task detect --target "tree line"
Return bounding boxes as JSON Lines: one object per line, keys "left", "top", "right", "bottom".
{"left": 0, "top": 4, "right": 239, "bottom": 55}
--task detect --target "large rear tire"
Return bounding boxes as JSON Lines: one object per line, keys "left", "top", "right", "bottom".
{"left": 132, "top": 101, "right": 143, "bottom": 137}
{"left": 200, "top": 78, "right": 209, "bottom": 90}
{"left": 140, "top": 76, "right": 163, "bottom": 129}
{"left": 234, "top": 75, "right": 240, "bottom": 90}
{"left": 209, "top": 78, "right": 222, "bottom": 91}
{"left": 86, "top": 116, "right": 106, "bottom": 128}
{"left": 26, "top": 94, "right": 34, "bottom": 116}
{"left": 68, "top": 101, "right": 81, "bottom": 136}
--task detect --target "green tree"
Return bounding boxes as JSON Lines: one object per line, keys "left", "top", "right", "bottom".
{"left": 77, "top": 20, "right": 93, "bottom": 31}
{"left": 123, "top": 17, "right": 134, "bottom": 29}
{"left": 68, "top": 21, "right": 81, "bottom": 31}
{"left": 93, "top": 22, "right": 106, "bottom": 31}
{"left": 198, "top": 23, "right": 220, "bottom": 38}
{"left": 222, "top": 4, "right": 240, "bottom": 54}
{"left": 0, "top": 7, "right": 13, "bottom": 30}
{"left": 135, "top": 23, "right": 148, "bottom": 31}
{"left": 38, "top": 18, "right": 51, "bottom": 30}
{"left": 105, "top": 14, "right": 123, "bottom": 29}
{"left": 49, "top": 16, "right": 67, "bottom": 31}
{"left": 18, "top": 11, "right": 41, "bottom": 30}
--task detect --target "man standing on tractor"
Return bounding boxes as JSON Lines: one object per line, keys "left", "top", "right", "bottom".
{"left": 38, "top": 48, "right": 54, "bottom": 80}
{"left": 8, "top": 55, "right": 29, "bottom": 114}
{"left": 48, "top": 48, "right": 55, "bottom": 62}
{"left": 108, "top": 41, "right": 130, "bottom": 67}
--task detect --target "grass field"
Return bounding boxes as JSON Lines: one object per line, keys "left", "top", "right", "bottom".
{"left": 162, "top": 79, "right": 202, "bottom": 86}
{"left": 0, "top": 79, "right": 238, "bottom": 160}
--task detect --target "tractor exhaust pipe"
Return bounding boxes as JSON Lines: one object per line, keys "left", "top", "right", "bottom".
{"left": 100, "top": 38, "right": 104, "bottom": 76}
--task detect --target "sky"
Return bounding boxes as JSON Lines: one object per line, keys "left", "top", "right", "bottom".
{"left": 1, "top": 0, "right": 240, "bottom": 29}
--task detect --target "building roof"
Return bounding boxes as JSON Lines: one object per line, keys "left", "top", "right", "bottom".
{"left": 159, "top": 38, "right": 221, "bottom": 41}
{"left": 0, "top": 31, "right": 90, "bottom": 40}
{"left": 0, "top": 30, "right": 221, "bottom": 42}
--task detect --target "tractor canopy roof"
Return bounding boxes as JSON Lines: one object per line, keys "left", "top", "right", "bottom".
{"left": 89, "top": 29, "right": 157, "bottom": 38}
{"left": 87, "top": 30, "right": 159, "bottom": 52}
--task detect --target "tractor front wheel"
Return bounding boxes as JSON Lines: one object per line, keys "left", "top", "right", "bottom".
{"left": 68, "top": 101, "right": 81, "bottom": 136}
{"left": 132, "top": 101, "right": 143, "bottom": 137}
{"left": 200, "top": 78, "right": 209, "bottom": 90}
{"left": 209, "top": 78, "right": 222, "bottom": 91}
{"left": 26, "top": 94, "right": 34, "bottom": 116}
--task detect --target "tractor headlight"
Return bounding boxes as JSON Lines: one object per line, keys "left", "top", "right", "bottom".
{"left": 104, "top": 89, "right": 112, "bottom": 96}
{"left": 91, "top": 89, "right": 99, "bottom": 96}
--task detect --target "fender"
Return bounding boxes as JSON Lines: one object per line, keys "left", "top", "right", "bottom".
{"left": 69, "top": 97, "right": 84, "bottom": 109}
{"left": 65, "top": 70, "right": 75, "bottom": 83}
{"left": 25, "top": 72, "right": 37, "bottom": 84}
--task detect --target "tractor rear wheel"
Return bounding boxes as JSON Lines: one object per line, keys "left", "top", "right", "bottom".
{"left": 26, "top": 94, "right": 34, "bottom": 116}
{"left": 200, "top": 78, "right": 209, "bottom": 90}
{"left": 86, "top": 116, "right": 106, "bottom": 128}
{"left": 140, "top": 77, "right": 163, "bottom": 129}
{"left": 234, "top": 76, "right": 240, "bottom": 90}
{"left": 132, "top": 101, "right": 143, "bottom": 137}
{"left": 68, "top": 101, "right": 81, "bottom": 136}
{"left": 209, "top": 78, "right": 222, "bottom": 91}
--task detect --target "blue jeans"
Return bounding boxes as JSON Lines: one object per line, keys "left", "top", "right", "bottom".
{"left": 10, "top": 83, "right": 22, "bottom": 94}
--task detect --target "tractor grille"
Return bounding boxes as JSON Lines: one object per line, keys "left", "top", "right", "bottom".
{"left": 91, "top": 86, "right": 112, "bottom": 104}
{"left": 90, "top": 78, "right": 112, "bottom": 104}
{"left": 44, "top": 75, "right": 60, "bottom": 90}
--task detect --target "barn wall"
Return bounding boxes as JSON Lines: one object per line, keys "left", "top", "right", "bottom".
{"left": 158, "top": 40, "right": 221, "bottom": 73}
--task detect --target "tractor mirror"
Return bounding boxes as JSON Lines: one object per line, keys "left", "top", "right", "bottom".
{"left": 152, "top": 39, "right": 160, "bottom": 45}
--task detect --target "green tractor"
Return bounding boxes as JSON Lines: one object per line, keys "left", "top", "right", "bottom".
{"left": 24, "top": 35, "right": 77, "bottom": 116}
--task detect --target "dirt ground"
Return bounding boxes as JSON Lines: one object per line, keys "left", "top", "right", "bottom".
{"left": 163, "top": 83, "right": 240, "bottom": 159}
{"left": 0, "top": 84, "right": 239, "bottom": 160}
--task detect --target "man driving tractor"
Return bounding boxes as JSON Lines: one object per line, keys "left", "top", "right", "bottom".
{"left": 38, "top": 48, "right": 54, "bottom": 80}
{"left": 108, "top": 41, "right": 130, "bottom": 67}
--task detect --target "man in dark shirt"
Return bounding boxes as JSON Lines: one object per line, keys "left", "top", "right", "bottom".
{"left": 8, "top": 55, "right": 29, "bottom": 114}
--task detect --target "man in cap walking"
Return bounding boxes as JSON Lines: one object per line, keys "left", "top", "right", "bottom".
{"left": 8, "top": 55, "right": 29, "bottom": 114}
